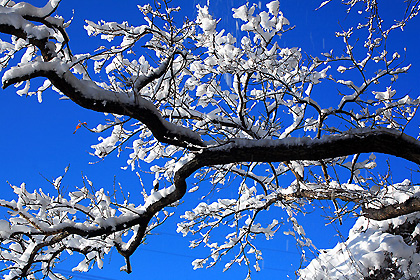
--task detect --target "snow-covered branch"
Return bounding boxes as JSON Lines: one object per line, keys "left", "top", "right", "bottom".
{"left": 1, "top": 0, "right": 420, "bottom": 279}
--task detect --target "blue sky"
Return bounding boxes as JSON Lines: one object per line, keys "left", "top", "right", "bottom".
{"left": 1, "top": 0, "right": 420, "bottom": 279}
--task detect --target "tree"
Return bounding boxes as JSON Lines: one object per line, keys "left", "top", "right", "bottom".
{"left": 0, "top": 0, "right": 420, "bottom": 279}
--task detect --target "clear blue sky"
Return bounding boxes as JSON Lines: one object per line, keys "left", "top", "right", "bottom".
{"left": 0, "top": 0, "right": 419, "bottom": 279}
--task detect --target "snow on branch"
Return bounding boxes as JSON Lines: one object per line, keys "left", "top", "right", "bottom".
{"left": 2, "top": 0, "right": 61, "bottom": 18}
{"left": 2, "top": 57, "right": 203, "bottom": 149}
{"left": 198, "top": 128, "right": 420, "bottom": 166}
{"left": 300, "top": 181, "right": 420, "bottom": 279}
{"left": 0, "top": 170, "right": 181, "bottom": 279}
{"left": 363, "top": 179, "right": 420, "bottom": 220}
{"left": 1, "top": 0, "right": 420, "bottom": 278}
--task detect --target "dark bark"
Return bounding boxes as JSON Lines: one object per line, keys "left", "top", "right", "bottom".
{"left": 363, "top": 196, "right": 420, "bottom": 220}
{"left": 0, "top": 22, "right": 56, "bottom": 61}
{"left": 195, "top": 130, "right": 420, "bottom": 165}
{"left": 2, "top": 3, "right": 420, "bottom": 275}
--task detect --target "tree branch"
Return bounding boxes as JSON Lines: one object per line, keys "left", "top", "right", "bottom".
{"left": 2, "top": 59, "right": 204, "bottom": 149}
{"left": 363, "top": 196, "right": 420, "bottom": 220}
{"left": 196, "top": 129, "right": 420, "bottom": 166}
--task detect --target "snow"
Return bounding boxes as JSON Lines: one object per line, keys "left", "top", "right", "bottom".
{"left": 188, "top": 186, "right": 199, "bottom": 193}
{"left": 0, "top": 220, "right": 11, "bottom": 238}
{"left": 3, "top": 58, "right": 68, "bottom": 85}
{"left": 200, "top": 17, "right": 216, "bottom": 32}
{"left": 8, "top": 0, "right": 60, "bottom": 18}
{"left": 337, "top": 65, "right": 347, "bottom": 73}
{"left": 0, "top": 180, "right": 173, "bottom": 278}
{"left": 208, "top": 127, "right": 410, "bottom": 154}
{"left": 367, "top": 179, "right": 420, "bottom": 209}
{"left": 373, "top": 86, "right": 396, "bottom": 101}
{"left": 299, "top": 180, "right": 420, "bottom": 279}
{"left": 317, "top": 0, "right": 333, "bottom": 10}
{"left": 0, "top": 13, "right": 50, "bottom": 40}
{"left": 72, "top": 259, "right": 89, "bottom": 272}
{"left": 1, "top": 0, "right": 420, "bottom": 278}
{"left": 196, "top": 5, "right": 217, "bottom": 34}
{"left": 266, "top": 0, "right": 280, "bottom": 16}
{"left": 3, "top": 55, "right": 202, "bottom": 147}
{"left": 232, "top": 5, "right": 250, "bottom": 22}
{"left": 144, "top": 185, "right": 176, "bottom": 208}
{"left": 299, "top": 212, "right": 420, "bottom": 279}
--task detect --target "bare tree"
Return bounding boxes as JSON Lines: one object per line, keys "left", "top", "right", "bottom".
{"left": 0, "top": 0, "right": 420, "bottom": 279}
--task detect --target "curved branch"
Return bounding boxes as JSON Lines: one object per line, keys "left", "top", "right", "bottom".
{"left": 2, "top": 59, "right": 204, "bottom": 149}
{"left": 0, "top": 15, "right": 56, "bottom": 61}
{"left": 172, "top": 128, "right": 420, "bottom": 225}
{"left": 3, "top": 127, "right": 418, "bottom": 276}
{"left": 0, "top": 3, "right": 205, "bottom": 150}
{"left": 6, "top": 0, "right": 62, "bottom": 19}
{"left": 0, "top": 1, "right": 69, "bottom": 61}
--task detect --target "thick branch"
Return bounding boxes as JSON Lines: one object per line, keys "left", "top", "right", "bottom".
{"left": 49, "top": 71, "right": 204, "bottom": 148}
{"left": 2, "top": 60, "right": 204, "bottom": 149}
{"left": 1, "top": 3, "right": 204, "bottom": 149}
{"left": 5, "top": 128, "right": 417, "bottom": 265}
{"left": 0, "top": 16, "right": 56, "bottom": 61}
{"left": 197, "top": 129, "right": 420, "bottom": 165}
{"left": 363, "top": 196, "right": 420, "bottom": 220}
{"left": 171, "top": 128, "right": 420, "bottom": 224}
